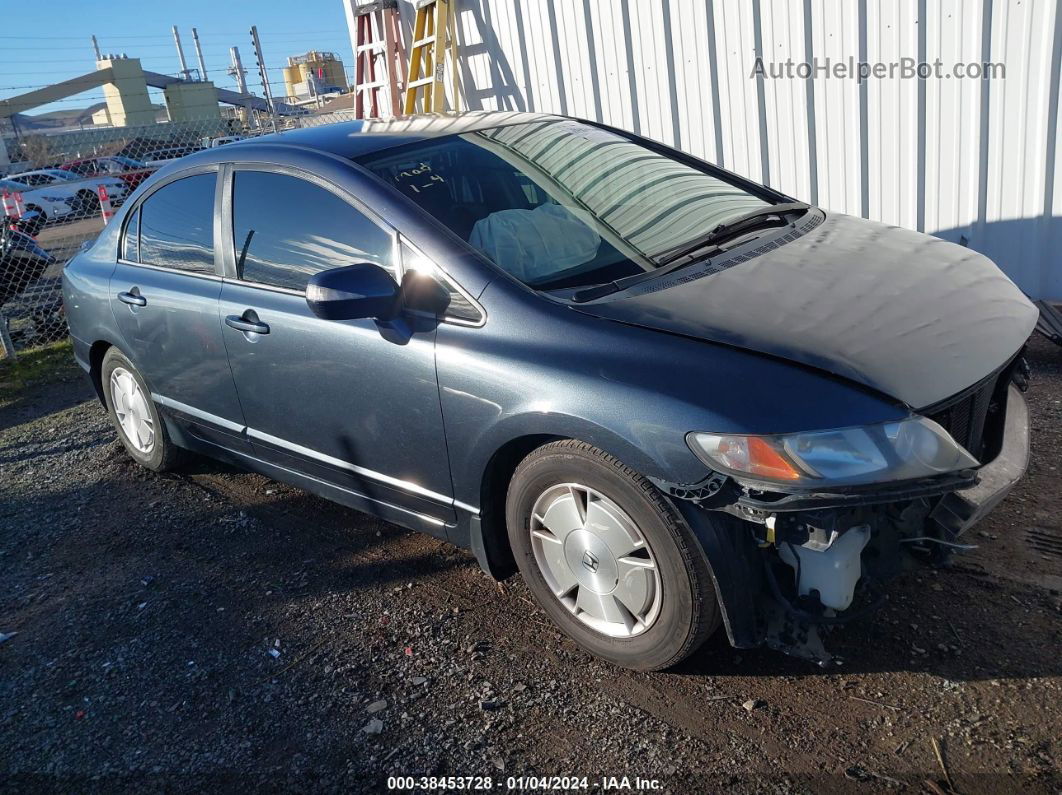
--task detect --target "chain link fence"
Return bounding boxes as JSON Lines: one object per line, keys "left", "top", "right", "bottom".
{"left": 0, "top": 111, "right": 362, "bottom": 356}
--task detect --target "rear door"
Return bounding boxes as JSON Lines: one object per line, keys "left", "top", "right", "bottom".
{"left": 218, "top": 167, "right": 456, "bottom": 528}
{"left": 110, "top": 169, "right": 249, "bottom": 451}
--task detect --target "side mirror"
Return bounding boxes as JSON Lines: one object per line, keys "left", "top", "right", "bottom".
{"left": 305, "top": 263, "right": 399, "bottom": 321}
{"left": 400, "top": 269, "right": 451, "bottom": 316}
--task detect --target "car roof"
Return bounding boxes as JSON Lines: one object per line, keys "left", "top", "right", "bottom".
{"left": 177, "top": 111, "right": 564, "bottom": 167}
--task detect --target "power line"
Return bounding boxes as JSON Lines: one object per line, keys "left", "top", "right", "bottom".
{"left": 4, "top": 42, "right": 349, "bottom": 52}
{"left": 0, "top": 63, "right": 321, "bottom": 78}
{"left": 0, "top": 30, "right": 346, "bottom": 40}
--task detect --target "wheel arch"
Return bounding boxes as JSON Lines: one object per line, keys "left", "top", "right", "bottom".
{"left": 474, "top": 433, "right": 563, "bottom": 579}
{"left": 87, "top": 339, "right": 115, "bottom": 407}
{"left": 468, "top": 413, "right": 690, "bottom": 580}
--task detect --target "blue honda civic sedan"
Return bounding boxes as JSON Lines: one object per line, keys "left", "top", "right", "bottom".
{"left": 62, "top": 112, "right": 1037, "bottom": 669}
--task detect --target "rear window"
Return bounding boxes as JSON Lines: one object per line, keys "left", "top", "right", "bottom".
{"left": 357, "top": 119, "right": 767, "bottom": 290}
{"left": 137, "top": 174, "right": 215, "bottom": 274}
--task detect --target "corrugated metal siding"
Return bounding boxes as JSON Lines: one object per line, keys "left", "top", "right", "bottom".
{"left": 375, "top": 0, "right": 1062, "bottom": 298}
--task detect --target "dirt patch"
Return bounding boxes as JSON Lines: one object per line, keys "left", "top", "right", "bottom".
{"left": 1, "top": 337, "right": 1060, "bottom": 791}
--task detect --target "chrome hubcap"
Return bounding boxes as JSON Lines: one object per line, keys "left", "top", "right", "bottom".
{"left": 110, "top": 367, "right": 154, "bottom": 454}
{"left": 530, "top": 483, "right": 662, "bottom": 638}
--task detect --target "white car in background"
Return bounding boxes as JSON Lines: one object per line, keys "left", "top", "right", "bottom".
{"left": 8, "top": 169, "right": 131, "bottom": 217}
{"left": 0, "top": 177, "right": 78, "bottom": 226}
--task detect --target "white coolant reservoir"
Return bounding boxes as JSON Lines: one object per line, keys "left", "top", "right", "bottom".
{"left": 778, "top": 525, "right": 871, "bottom": 611}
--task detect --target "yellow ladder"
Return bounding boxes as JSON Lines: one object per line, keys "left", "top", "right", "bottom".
{"left": 403, "top": 0, "right": 460, "bottom": 114}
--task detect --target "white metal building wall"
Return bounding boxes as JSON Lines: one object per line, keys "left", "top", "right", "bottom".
{"left": 350, "top": 0, "right": 1062, "bottom": 299}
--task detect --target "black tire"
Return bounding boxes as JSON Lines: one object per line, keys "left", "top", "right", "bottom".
{"left": 23, "top": 205, "right": 46, "bottom": 235}
{"left": 77, "top": 190, "right": 100, "bottom": 215}
{"left": 100, "top": 348, "right": 185, "bottom": 471}
{"left": 506, "top": 440, "right": 720, "bottom": 670}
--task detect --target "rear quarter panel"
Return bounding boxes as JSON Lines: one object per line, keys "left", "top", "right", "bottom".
{"left": 62, "top": 250, "right": 121, "bottom": 373}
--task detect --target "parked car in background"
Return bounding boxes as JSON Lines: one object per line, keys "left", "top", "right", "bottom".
{"left": 9, "top": 168, "right": 130, "bottom": 212}
{"left": 140, "top": 146, "right": 203, "bottom": 167}
{"left": 63, "top": 113, "right": 1037, "bottom": 671}
{"left": 1, "top": 219, "right": 54, "bottom": 305}
{"left": 0, "top": 178, "right": 77, "bottom": 226}
{"left": 206, "top": 135, "right": 245, "bottom": 148}
{"left": 60, "top": 156, "right": 156, "bottom": 192}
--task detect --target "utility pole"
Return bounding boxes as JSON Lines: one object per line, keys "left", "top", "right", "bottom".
{"left": 228, "top": 46, "right": 253, "bottom": 128}
{"left": 228, "top": 46, "right": 249, "bottom": 95}
{"left": 249, "top": 26, "right": 278, "bottom": 132}
{"left": 172, "top": 26, "right": 192, "bottom": 81}
{"left": 191, "top": 28, "right": 208, "bottom": 81}
{"left": 91, "top": 35, "right": 102, "bottom": 62}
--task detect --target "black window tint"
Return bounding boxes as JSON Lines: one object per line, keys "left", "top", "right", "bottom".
{"left": 139, "top": 174, "right": 216, "bottom": 273}
{"left": 122, "top": 207, "right": 139, "bottom": 261}
{"left": 232, "top": 171, "right": 394, "bottom": 291}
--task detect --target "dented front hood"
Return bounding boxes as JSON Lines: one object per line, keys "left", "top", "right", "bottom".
{"left": 575, "top": 213, "right": 1038, "bottom": 408}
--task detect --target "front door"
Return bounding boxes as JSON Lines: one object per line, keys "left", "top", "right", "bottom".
{"left": 219, "top": 169, "right": 456, "bottom": 527}
{"left": 109, "top": 170, "right": 249, "bottom": 451}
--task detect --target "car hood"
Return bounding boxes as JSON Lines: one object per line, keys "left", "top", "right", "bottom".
{"left": 572, "top": 212, "right": 1038, "bottom": 409}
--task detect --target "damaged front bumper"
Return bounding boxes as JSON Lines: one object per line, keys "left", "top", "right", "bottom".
{"left": 668, "top": 385, "right": 1032, "bottom": 666}
{"left": 930, "top": 385, "right": 1030, "bottom": 538}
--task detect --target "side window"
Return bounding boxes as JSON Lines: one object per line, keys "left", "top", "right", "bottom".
{"left": 122, "top": 207, "right": 139, "bottom": 262}
{"left": 138, "top": 174, "right": 216, "bottom": 274}
{"left": 232, "top": 171, "right": 395, "bottom": 291}
{"left": 400, "top": 242, "right": 482, "bottom": 324}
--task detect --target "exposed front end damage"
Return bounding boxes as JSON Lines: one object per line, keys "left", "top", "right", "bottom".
{"left": 664, "top": 378, "right": 1031, "bottom": 666}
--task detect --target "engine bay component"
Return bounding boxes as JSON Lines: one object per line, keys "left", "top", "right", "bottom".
{"left": 777, "top": 525, "right": 871, "bottom": 611}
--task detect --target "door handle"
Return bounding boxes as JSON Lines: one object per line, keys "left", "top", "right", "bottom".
{"left": 117, "top": 290, "right": 146, "bottom": 307}
{"left": 225, "top": 314, "right": 270, "bottom": 335}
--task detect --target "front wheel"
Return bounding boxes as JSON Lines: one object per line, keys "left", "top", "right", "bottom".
{"left": 22, "top": 205, "right": 46, "bottom": 235}
{"left": 101, "top": 348, "right": 185, "bottom": 471}
{"left": 506, "top": 440, "right": 721, "bottom": 670}
{"left": 77, "top": 190, "right": 100, "bottom": 215}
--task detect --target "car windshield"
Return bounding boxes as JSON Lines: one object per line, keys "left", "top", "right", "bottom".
{"left": 357, "top": 119, "right": 770, "bottom": 290}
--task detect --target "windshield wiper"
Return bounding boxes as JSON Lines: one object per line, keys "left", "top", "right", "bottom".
{"left": 653, "top": 201, "right": 810, "bottom": 266}
{"left": 571, "top": 201, "right": 810, "bottom": 303}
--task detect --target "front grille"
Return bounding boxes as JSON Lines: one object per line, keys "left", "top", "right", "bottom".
{"left": 926, "top": 363, "right": 1013, "bottom": 461}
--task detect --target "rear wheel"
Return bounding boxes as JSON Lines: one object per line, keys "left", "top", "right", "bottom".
{"left": 101, "top": 348, "right": 184, "bottom": 471}
{"left": 506, "top": 440, "right": 720, "bottom": 670}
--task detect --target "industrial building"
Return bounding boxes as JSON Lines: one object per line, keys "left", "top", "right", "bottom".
{"left": 283, "top": 51, "right": 349, "bottom": 101}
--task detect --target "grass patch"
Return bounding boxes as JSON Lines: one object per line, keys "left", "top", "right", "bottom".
{"left": 0, "top": 339, "right": 76, "bottom": 399}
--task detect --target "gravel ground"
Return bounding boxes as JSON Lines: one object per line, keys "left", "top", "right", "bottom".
{"left": 1, "top": 337, "right": 1060, "bottom": 792}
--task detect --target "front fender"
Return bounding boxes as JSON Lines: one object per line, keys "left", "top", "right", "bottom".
{"left": 454, "top": 410, "right": 678, "bottom": 512}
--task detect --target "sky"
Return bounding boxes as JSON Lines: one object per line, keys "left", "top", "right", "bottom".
{"left": 1, "top": 0, "right": 356, "bottom": 113}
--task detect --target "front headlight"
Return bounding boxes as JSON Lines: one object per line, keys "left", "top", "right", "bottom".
{"left": 687, "top": 416, "right": 979, "bottom": 487}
